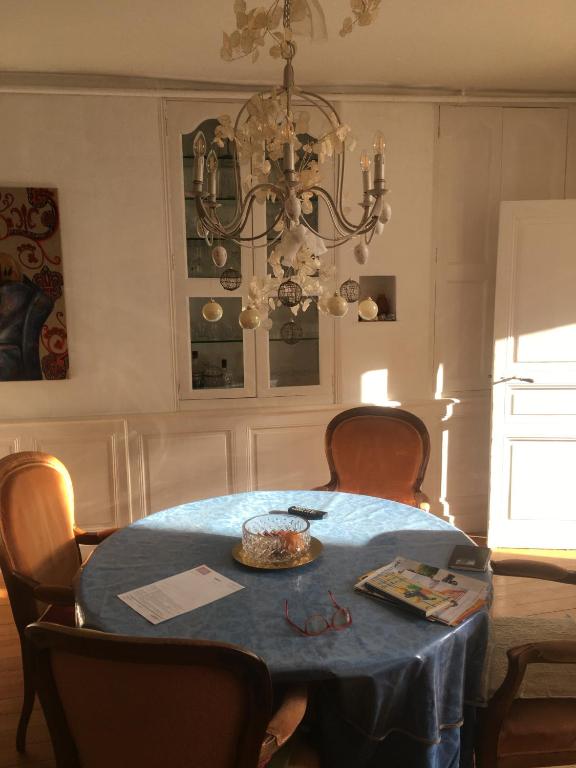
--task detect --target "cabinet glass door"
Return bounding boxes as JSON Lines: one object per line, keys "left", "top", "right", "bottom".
{"left": 166, "top": 100, "right": 256, "bottom": 399}
{"left": 182, "top": 121, "right": 242, "bottom": 279}
{"left": 189, "top": 297, "right": 245, "bottom": 391}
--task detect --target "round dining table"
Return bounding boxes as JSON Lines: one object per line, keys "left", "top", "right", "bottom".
{"left": 77, "top": 490, "right": 490, "bottom": 768}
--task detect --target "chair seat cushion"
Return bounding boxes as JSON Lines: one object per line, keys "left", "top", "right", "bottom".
{"left": 499, "top": 698, "right": 576, "bottom": 758}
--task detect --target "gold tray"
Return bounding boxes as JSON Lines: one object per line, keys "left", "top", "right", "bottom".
{"left": 232, "top": 537, "right": 323, "bottom": 570}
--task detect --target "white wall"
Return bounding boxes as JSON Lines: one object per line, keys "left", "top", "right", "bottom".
{"left": 337, "top": 101, "right": 436, "bottom": 404}
{"left": 0, "top": 93, "right": 175, "bottom": 419}
{"left": 2, "top": 89, "right": 571, "bottom": 535}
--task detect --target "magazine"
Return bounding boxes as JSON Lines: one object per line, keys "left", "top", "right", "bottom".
{"left": 355, "top": 556, "right": 488, "bottom": 626}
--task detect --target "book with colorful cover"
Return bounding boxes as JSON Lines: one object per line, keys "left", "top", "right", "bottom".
{"left": 355, "top": 556, "right": 488, "bottom": 626}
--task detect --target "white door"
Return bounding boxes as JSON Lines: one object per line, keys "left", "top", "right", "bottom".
{"left": 489, "top": 199, "right": 576, "bottom": 548}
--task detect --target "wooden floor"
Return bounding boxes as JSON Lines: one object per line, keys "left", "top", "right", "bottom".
{"left": 0, "top": 549, "right": 575, "bottom": 768}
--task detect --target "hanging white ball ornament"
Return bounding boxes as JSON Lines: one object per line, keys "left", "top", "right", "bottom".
{"left": 358, "top": 296, "right": 379, "bottom": 321}
{"left": 239, "top": 307, "right": 261, "bottom": 330}
{"left": 380, "top": 202, "right": 392, "bottom": 224}
{"left": 327, "top": 293, "right": 349, "bottom": 318}
{"left": 211, "top": 245, "right": 228, "bottom": 268}
{"left": 354, "top": 242, "right": 370, "bottom": 265}
{"left": 375, "top": 220, "right": 385, "bottom": 236}
{"left": 202, "top": 299, "right": 223, "bottom": 323}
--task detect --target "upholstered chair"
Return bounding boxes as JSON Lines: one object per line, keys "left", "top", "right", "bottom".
{"left": 477, "top": 559, "right": 576, "bottom": 768}
{"left": 25, "top": 622, "right": 316, "bottom": 768}
{"left": 316, "top": 406, "right": 431, "bottom": 509}
{"left": 0, "top": 451, "right": 116, "bottom": 752}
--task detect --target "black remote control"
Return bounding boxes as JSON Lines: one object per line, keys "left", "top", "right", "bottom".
{"left": 288, "top": 505, "right": 327, "bottom": 520}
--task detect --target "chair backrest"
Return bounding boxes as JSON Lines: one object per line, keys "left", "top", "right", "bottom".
{"left": 0, "top": 451, "right": 80, "bottom": 592}
{"left": 323, "top": 407, "right": 430, "bottom": 505}
{"left": 26, "top": 623, "right": 273, "bottom": 768}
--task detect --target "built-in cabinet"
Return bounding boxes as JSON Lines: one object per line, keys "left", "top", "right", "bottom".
{"left": 165, "top": 99, "right": 333, "bottom": 402}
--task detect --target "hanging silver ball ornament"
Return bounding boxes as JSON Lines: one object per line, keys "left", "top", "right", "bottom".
{"left": 327, "top": 293, "right": 349, "bottom": 317}
{"left": 354, "top": 242, "right": 370, "bottom": 265}
{"left": 220, "top": 268, "right": 242, "bottom": 291}
{"left": 358, "top": 296, "right": 379, "bottom": 321}
{"left": 202, "top": 299, "right": 223, "bottom": 323}
{"left": 380, "top": 202, "right": 392, "bottom": 224}
{"left": 340, "top": 278, "right": 360, "bottom": 303}
{"left": 211, "top": 245, "right": 228, "bottom": 268}
{"left": 278, "top": 279, "right": 303, "bottom": 307}
{"left": 284, "top": 195, "right": 302, "bottom": 222}
{"left": 239, "top": 307, "right": 261, "bottom": 330}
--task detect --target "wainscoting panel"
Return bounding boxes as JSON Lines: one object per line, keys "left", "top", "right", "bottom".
{"left": 0, "top": 432, "right": 20, "bottom": 458}
{"left": 249, "top": 424, "right": 329, "bottom": 492}
{"left": 29, "top": 419, "right": 129, "bottom": 530}
{"left": 140, "top": 430, "right": 233, "bottom": 515}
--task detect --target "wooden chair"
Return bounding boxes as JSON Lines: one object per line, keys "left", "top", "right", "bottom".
{"left": 25, "top": 622, "right": 314, "bottom": 768}
{"left": 477, "top": 558, "right": 576, "bottom": 768}
{"left": 316, "top": 406, "right": 431, "bottom": 509}
{"left": 0, "top": 451, "right": 116, "bottom": 752}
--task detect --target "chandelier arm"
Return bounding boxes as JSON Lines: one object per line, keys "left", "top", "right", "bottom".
{"left": 195, "top": 183, "right": 286, "bottom": 240}
{"left": 304, "top": 188, "right": 381, "bottom": 243}
{"left": 300, "top": 216, "right": 377, "bottom": 247}
{"left": 296, "top": 90, "right": 370, "bottom": 231}
{"left": 309, "top": 186, "right": 372, "bottom": 237}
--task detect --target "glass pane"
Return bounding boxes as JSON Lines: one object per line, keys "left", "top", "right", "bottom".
{"left": 268, "top": 303, "right": 320, "bottom": 388}
{"left": 182, "top": 120, "right": 242, "bottom": 279}
{"left": 189, "top": 297, "right": 244, "bottom": 390}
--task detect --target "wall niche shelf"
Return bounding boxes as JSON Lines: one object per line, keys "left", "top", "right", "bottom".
{"left": 358, "top": 276, "right": 397, "bottom": 322}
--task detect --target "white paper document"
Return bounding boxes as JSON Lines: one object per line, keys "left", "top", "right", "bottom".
{"left": 118, "top": 565, "right": 244, "bottom": 625}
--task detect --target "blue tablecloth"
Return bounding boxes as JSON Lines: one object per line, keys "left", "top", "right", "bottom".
{"left": 78, "top": 490, "right": 489, "bottom": 768}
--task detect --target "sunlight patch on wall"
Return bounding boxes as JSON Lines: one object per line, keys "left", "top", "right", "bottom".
{"left": 435, "top": 363, "right": 444, "bottom": 399}
{"left": 360, "top": 369, "right": 400, "bottom": 407}
{"left": 440, "top": 427, "right": 453, "bottom": 524}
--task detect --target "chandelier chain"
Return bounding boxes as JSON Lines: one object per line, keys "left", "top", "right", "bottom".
{"left": 283, "top": 0, "right": 291, "bottom": 29}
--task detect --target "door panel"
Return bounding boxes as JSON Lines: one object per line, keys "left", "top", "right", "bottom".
{"left": 489, "top": 200, "right": 576, "bottom": 548}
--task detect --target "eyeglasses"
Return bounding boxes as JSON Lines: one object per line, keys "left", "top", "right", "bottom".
{"left": 284, "top": 591, "right": 352, "bottom": 636}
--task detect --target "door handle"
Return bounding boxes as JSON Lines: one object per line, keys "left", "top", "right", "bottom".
{"left": 492, "top": 376, "right": 534, "bottom": 385}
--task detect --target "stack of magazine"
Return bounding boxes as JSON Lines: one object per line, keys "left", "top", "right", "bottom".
{"left": 355, "top": 556, "right": 488, "bottom": 626}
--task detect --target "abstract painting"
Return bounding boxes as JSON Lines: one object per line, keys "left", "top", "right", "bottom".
{"left": 0, "top": 188, "right": 68, "bottom": 381}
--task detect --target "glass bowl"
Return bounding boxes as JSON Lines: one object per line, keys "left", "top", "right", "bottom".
{"left": 242, "top": 513, "right": 311, "bottom": 563}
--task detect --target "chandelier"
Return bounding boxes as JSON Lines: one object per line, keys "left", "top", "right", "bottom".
{"left": 190, "top": 0, "right": 390, "bottom": 329}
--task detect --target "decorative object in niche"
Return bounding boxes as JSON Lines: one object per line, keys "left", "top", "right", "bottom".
{"left": 358, "top": 276, "right": 396, "bottom": 321}
{"left": 0, "top": 188, "right": 68, "bottom": 381}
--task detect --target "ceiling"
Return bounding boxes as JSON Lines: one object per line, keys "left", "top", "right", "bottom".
{"left": 2, "top": 0, "right": 576, "bottom": 93}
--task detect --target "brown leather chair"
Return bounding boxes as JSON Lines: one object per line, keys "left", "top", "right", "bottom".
{"left": 0, "top": 451, "right": 116, "bottom": 752}
{"left": 477, "top": 559, "right": 576, "bottom": 768}
{"left": 25, "top": 622, "right": 314, "bottom": 768}
{"left": 316, "top": 406, "right": 431, "bottom": 508}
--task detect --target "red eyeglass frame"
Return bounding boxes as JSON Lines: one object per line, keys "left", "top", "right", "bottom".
{"left": 284, "top": 591, "right": 352, "bottom": 636}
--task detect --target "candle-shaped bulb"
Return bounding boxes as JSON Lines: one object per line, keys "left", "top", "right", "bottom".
{"left": 206, "top": 150, "right": 218, "bottom": 173}
{"left": 193, "top": 131, "right": 207, "bottom": 157}
{"left": 360, "top": 150, "right": 372, "bottom": 172}
{"left": 373, "top": 131, "right": 386, "bottom": 155}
